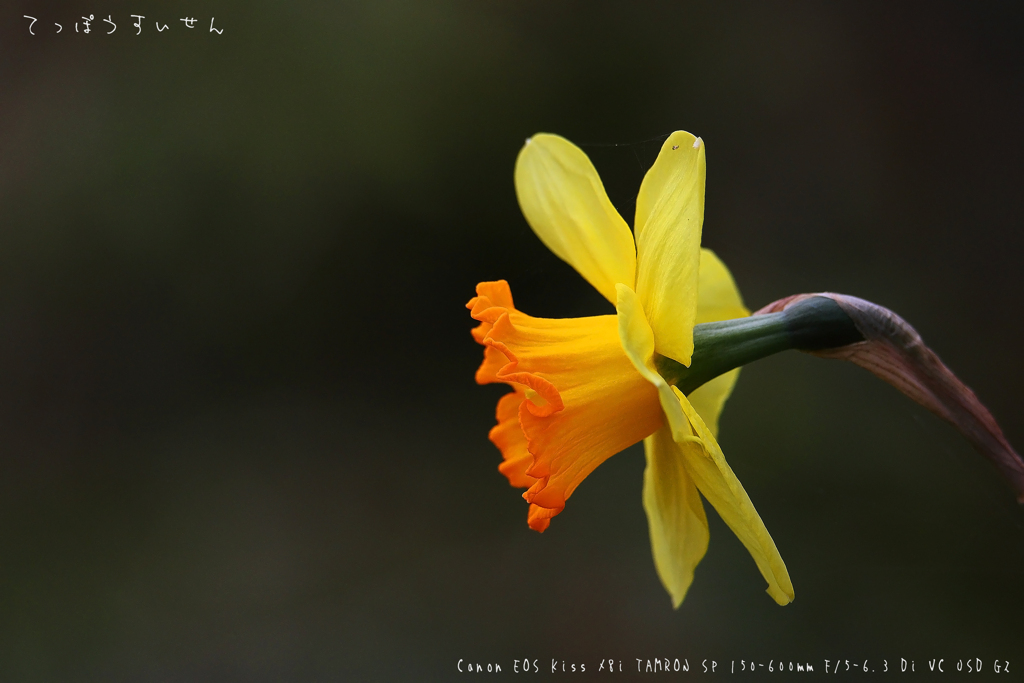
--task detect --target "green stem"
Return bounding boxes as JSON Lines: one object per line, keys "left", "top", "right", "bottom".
{"left": 656, "top": 296, "right": 864, "bottom": 395}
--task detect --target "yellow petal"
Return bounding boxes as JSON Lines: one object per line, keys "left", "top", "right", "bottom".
{"left": 643, "top": 423, "right": 709, "bottom": 608}
{"left": 617, "top": 283, "right": 792, "bottom": 605}
{"left": 690, "top": 249, "right": 748, "bottom": 437}
{"left": 686, "top": 370, "right": 739, "bottom": 439}
{"left": 676, "top": 393, "right": 795, "bottom": 605}
{"left": 615, "top": 283, "right": 691, "bottom": 441}
{"left": 696, "top": 248, "right": 750, "bottom": 324}
{"left": 514, "top": 134, "right": 636, "bottom": 304}
{"left": 634, "top": 131, "right": 706, "bottom": 366}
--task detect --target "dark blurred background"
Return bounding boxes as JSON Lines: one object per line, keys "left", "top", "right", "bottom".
{"left": 2, "top": 1, "right": 1023, "bottom": 679}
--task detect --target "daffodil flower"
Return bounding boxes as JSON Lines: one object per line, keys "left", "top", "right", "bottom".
{"left": 467, "top": 131, "right": 794, "bottom": 607}
{"left": 469, "top": 130, "right": 1024, "bottom": 610}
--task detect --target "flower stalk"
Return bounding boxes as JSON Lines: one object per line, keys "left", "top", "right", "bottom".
{"left": 656, "top": 296, "right": 863, "bottom": 394}
{"left": 661, "top": 293, "right": 1024, "bottom": 503}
